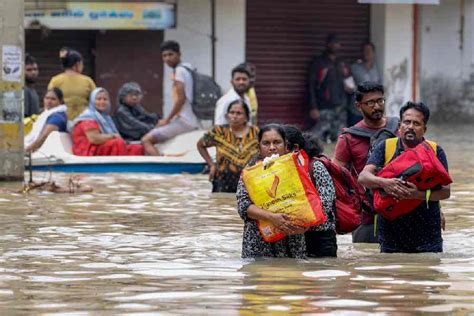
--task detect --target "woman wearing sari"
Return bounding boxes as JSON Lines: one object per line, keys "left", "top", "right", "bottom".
{"left": 71, "top": 87, "right": 144, "bottom": 156}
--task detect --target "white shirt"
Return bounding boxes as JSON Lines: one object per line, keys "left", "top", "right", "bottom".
{"left": 214, "top": 87, "right": 251, "bottom": 125}
{"left": 174, "top": 63, "right": 199, "bottom": 127}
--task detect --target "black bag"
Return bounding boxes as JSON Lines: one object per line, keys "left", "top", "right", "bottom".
{"left": 342, "top": 116, "right": 400, "bottom": 215}
{"left": 182, "top": 65, "right": 222, "bottom": 120}
{"left": 343, "top": 116, "right": 400, "bottom": 156}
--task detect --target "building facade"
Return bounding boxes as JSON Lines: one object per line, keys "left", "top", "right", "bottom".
{"left": 25, "top": 0, "right": 474, "bottom": 124}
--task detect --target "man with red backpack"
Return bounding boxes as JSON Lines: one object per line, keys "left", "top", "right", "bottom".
{"left": 333, "top": 82, "right": 399, "bottom": 243}
{"left": 358, "top": 102, "right": 451, "bottom": 253}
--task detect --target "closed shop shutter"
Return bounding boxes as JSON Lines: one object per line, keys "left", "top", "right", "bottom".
{"left": 246, "top": 0, "right": 370, "bottom": 126}
{"left": 95, "top": 30, "right": 164, "bottom": 115}
{"left": 25, "top": 30, "right": 96, "bottom": 105}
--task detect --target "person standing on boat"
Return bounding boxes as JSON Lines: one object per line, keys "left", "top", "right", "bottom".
{"left": 71, "top": 88, "right": 144, "bottom": 156}
{"left": 25, "top": 88, "right": 68, "bottom": 153}
{"left": 113, "top": 82, "right": 159, "bottom": 142}
{"left": 141, "top": 40, "right": 200, "bottom": 156}
{"left": 48, "top": 47, "right": 96, "bottom": 120}
{"left": 197, "top": 100, "right": 259, "bottom": 193}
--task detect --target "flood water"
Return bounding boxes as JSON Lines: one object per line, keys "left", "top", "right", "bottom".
{"left": 0, "top": 124, "right": 473, "bottom": 314}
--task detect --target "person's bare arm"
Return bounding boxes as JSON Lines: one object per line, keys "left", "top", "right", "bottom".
{"left": 25, "top": 124, "right": 58, "bottom": 153}
{"left": 402, "top": 182, "right": 451, "bottom": 201}
{"left": 85, "top": 128, "right": 117, "bottom": 145}
{"left": 158, "top": 80, "right": 186, "bottom": 126}
{"left": 358, "top": 164, "right": 411, "bottom": 200}
{"left": 196, "top": 138, "right": 216, "bottom": 181}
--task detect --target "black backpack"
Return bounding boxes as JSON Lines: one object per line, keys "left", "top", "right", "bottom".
{"left": 343, "top": 116, "right": 400, "bottom": 157}
{"left": 182, "top": 65, "right": 222, "bottom": 120}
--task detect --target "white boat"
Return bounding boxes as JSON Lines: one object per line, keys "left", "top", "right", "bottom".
{"left": 28, "top": 131, "right": 211, "bottom": 174}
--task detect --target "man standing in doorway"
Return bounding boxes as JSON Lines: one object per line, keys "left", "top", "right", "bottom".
{"left": 333, "top": 82, "right": 399, "bottom": 243}
{"left": 308, "top": 33, "right": 354, "bottom": 143}
{"left": 358, "top": 102, "right": 451, "bottom": 253}
{"left": 214, "top": 64, "right": 251, "bottom": 125}
{"left": 142, "top": 40, "right": 200, "bottom": 156}
{"left": 348, "top": 42, "right": 383, "bottom": 126}
{"left": 24, "top": 54, "right": 40, "bottom": 118}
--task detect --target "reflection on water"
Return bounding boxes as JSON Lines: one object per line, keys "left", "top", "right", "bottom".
{"left": 0, "top": 124, "right": 473, "bottom": 314}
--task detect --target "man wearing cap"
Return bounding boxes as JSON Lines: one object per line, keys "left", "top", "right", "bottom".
{"left": 308, "top": 33, "right": 355, "bottom": 143}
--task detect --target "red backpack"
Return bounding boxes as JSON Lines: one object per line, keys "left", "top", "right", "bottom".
{"left": 373, "top": 140, "right": 452, "bottom": 220}
{"left": 309, "top": 155, "right": 367, "bottom": 234}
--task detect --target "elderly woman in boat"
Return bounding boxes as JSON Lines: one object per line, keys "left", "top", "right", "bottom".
{"left": 71, "top": 87, "right": 144, "bottom": 156}
{"left": 25, "top": 88, "right": 68, "bottom": 154}
{"left": 197, "top": 99, "right": 259, "bottom": 193}
{"left": 113, "top": 82, "right": 159, "bottom": 142}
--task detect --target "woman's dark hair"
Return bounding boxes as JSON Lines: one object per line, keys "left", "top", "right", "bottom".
{"left": 59, "top": 47, "right": 82, "bottom": 69}
{"left": 47, "top": 87, "right": 64, "bottom": 103}
{"left": 303, "top": 132, "right": 324, "bottom": 157}
{"left": 160, "top": 40, "right": 180, "bottom": 53}
{"left": 258, "top": 123, "right": 285, "bottom": 143}
{"left": 400, "top": 101, "right": 430, "bottom": 125}
{"left": 227, "top": 99, "right": 250, "bottom": 121}
{"left": 283, "top": 125, "right": 305, "bottom": 151}
{"left": 355, "top": 81, "right": 384, "bottom": 102}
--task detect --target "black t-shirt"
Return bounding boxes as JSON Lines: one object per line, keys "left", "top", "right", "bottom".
{"left": 366, "top": 138, "right": 449, "bottom": 251}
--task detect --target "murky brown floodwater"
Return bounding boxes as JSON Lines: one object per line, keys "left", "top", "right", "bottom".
{"left": 0, "top": 124, "right": 473, "bottom": 315}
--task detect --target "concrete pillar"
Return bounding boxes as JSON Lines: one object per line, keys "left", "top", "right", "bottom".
{"left": 371, "top": 4, "right": 415, "bottom": 117}
{"left": 0, "top": 0, "right": 24, "bottom": 181}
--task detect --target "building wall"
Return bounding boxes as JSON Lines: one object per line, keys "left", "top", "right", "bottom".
{"left": 162, "top": 0, "right": 246, "bottom": 117}
{"left": 419, "top": 0, "right": 474, "bottom": 121}
{"left": 370, "top": 5, "right": 414, "bottom": 117}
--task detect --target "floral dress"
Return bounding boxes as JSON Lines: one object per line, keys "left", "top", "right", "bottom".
{"left": 201, "top": 125, "right": 259, "bottom": 192}
{"left": 236, "top": 160, "right": 336, "bottom": 258}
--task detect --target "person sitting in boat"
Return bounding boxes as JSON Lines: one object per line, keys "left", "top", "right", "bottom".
{"left": 197, "top": 100, "right": 259, "bottom": 193}
{"left": 71, "top": 87, "right": 144, "bottom": 156}
{"left": 113, "top": 82, "right": 159, "bottom": 142}
{"left": 25, "top": 88, "right": 68, "bottom": 154}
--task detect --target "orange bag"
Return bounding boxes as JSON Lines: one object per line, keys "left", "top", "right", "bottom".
{"left": 242, "top": 150, "right": 327, "bottom": 242}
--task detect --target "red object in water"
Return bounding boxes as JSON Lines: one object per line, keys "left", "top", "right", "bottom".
{"left": 310, "top": 155, "right": 366, "bottom": 234}
{"left": 374, "top": 142, "right": 452, "bottom": 221}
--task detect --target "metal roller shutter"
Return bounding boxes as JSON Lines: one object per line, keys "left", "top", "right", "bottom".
{"left": 246, "top": 0, "right": 370, "bottom": 126}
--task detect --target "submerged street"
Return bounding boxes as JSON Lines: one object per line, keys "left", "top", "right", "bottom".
{"left": 0, "top": 124, "right": 472, "bottom": 314}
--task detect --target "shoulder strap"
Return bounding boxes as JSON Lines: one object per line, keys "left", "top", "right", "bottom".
{"left": 384, "top": 137, "right": 398, "bottom": 166}
{"left": 425, "top": 140, "right": 437, "bottom": 152}
{"left": 343, "top": 126, "right": 375, "bottom": 138}
{"left": 385, "top": 116, "right": 400, "bottom": 133}
{"left": 179, "top": 64, "right": 194, "bottom": 75}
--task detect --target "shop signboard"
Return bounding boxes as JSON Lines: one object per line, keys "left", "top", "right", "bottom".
{"left": 25, "top": 2, "right": 176, "bottom": 30}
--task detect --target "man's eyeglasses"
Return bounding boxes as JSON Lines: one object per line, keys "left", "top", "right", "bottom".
{"left": 360, "top": 98, "right": 385, "bottom": 107}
